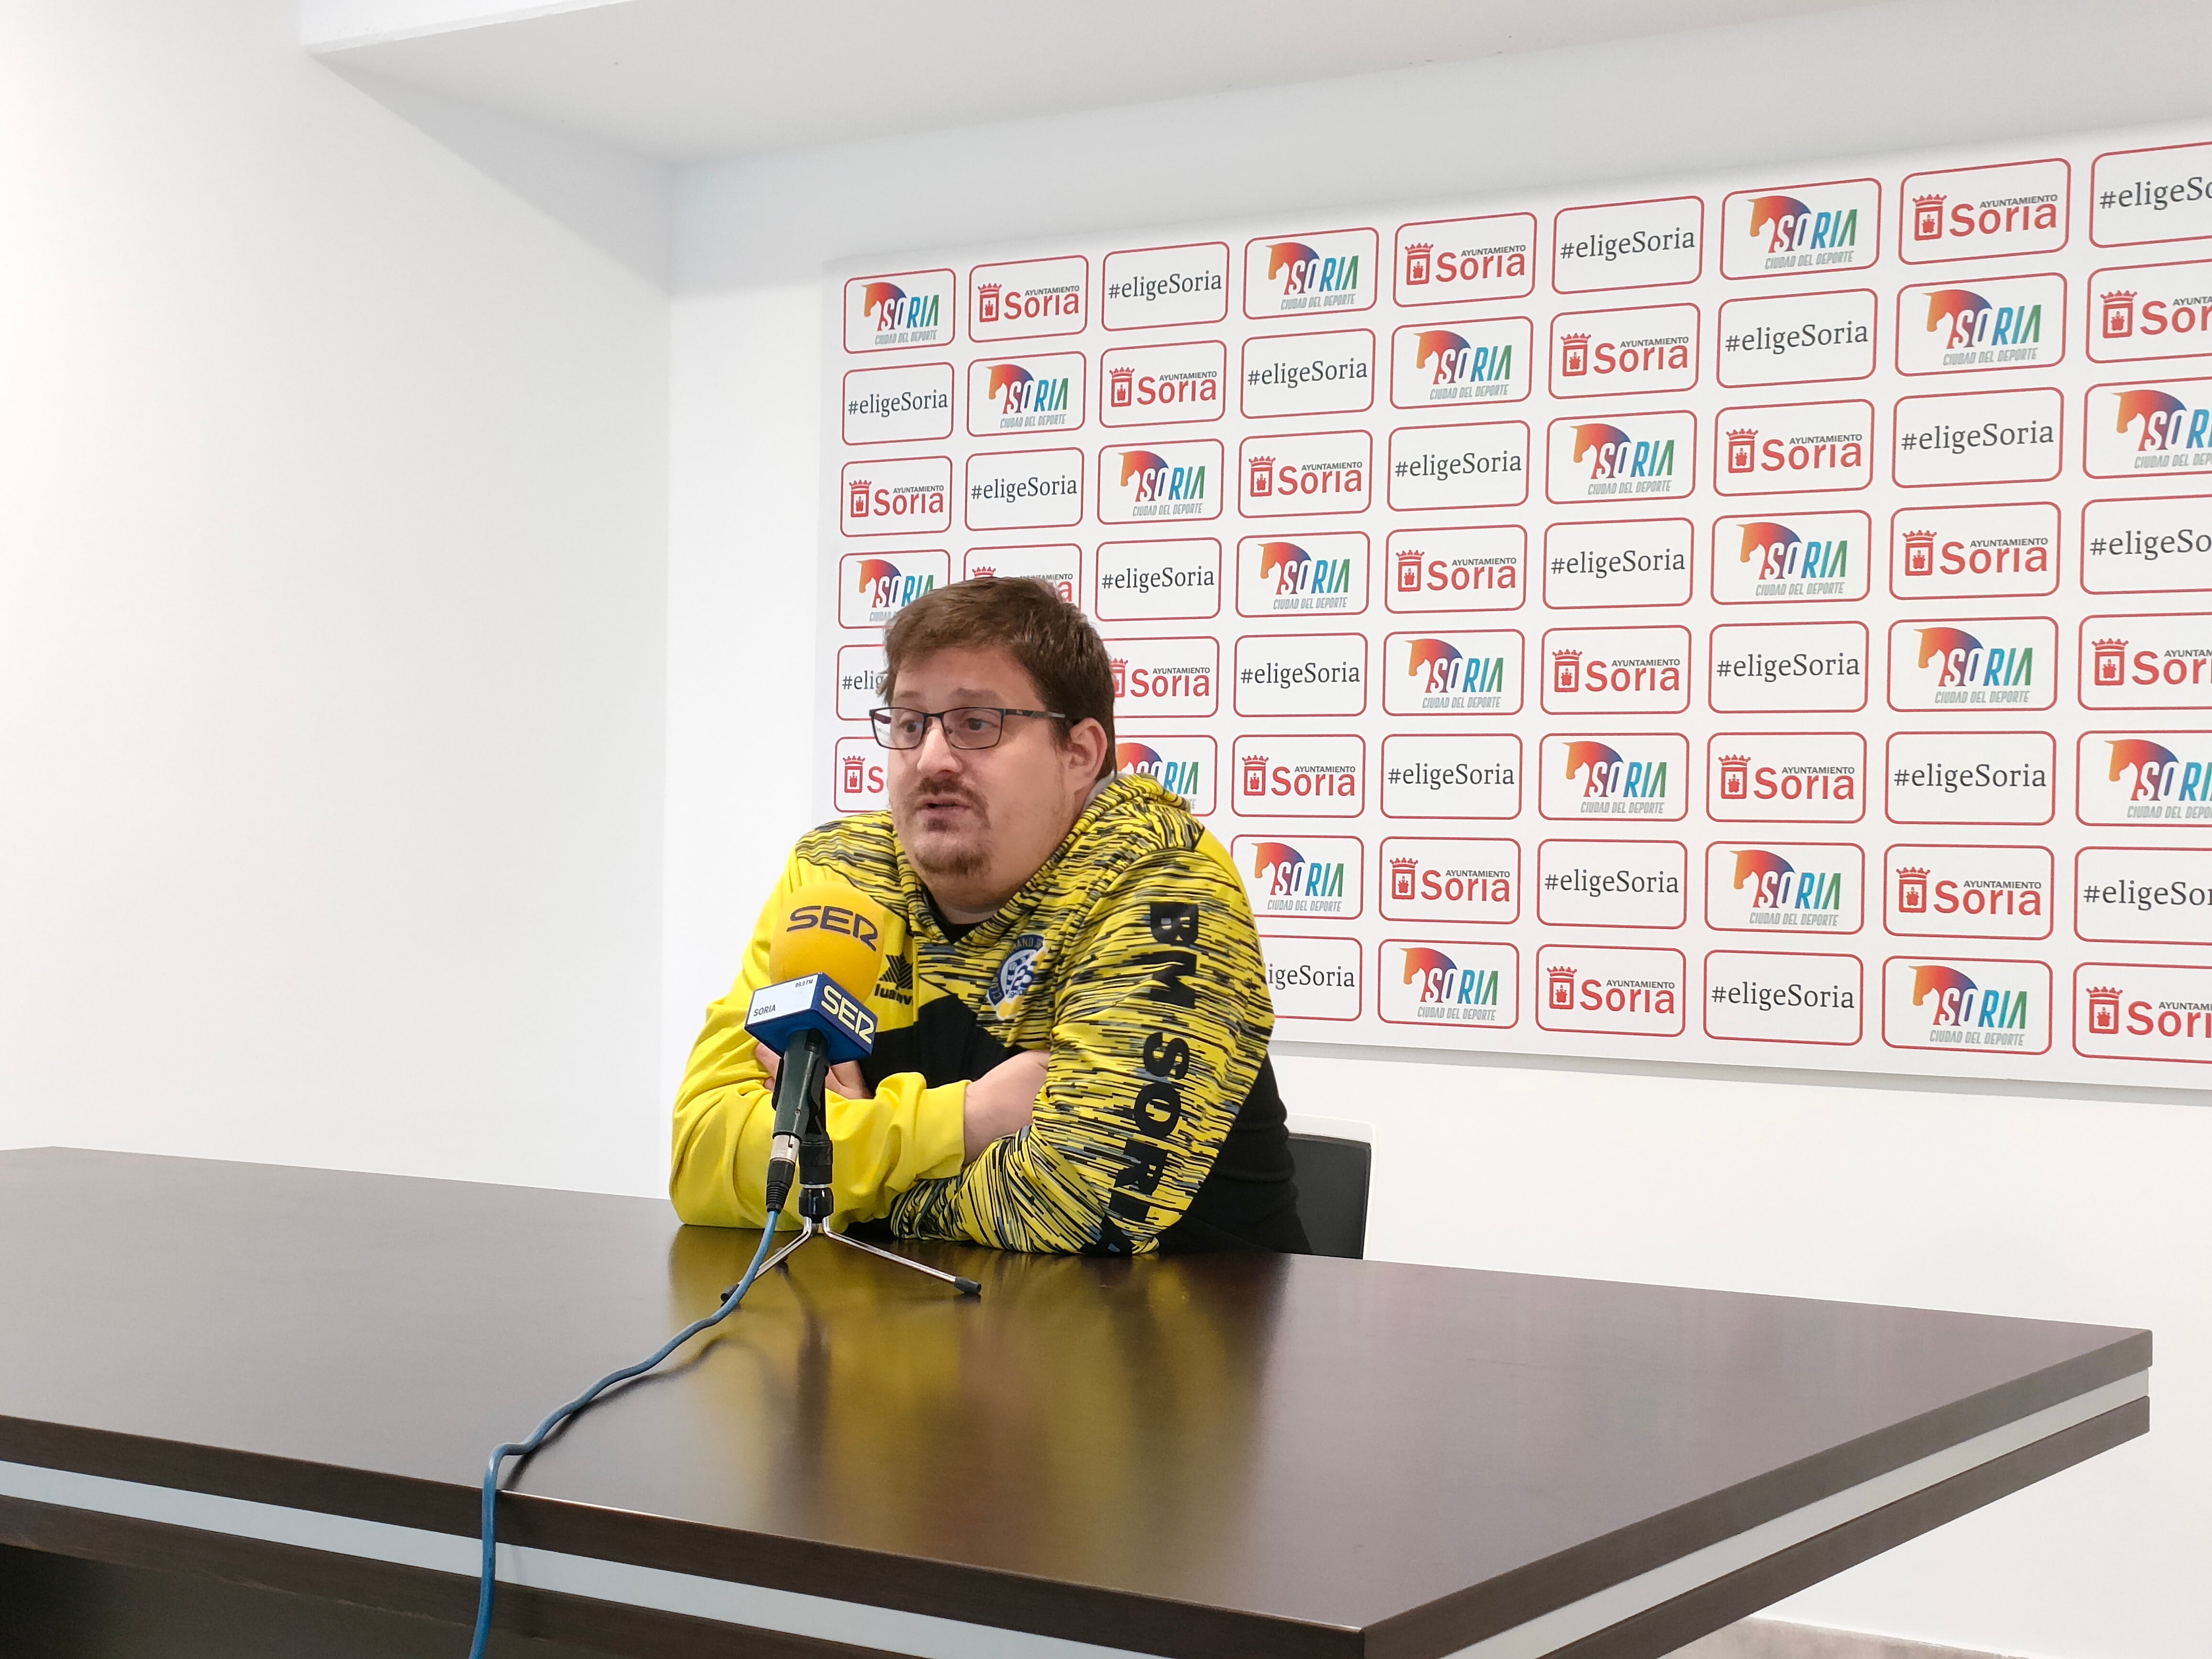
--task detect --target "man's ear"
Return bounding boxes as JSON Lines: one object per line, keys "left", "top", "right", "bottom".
{"left": 1065, "top": 717, "right": 1110, "bottom": 785}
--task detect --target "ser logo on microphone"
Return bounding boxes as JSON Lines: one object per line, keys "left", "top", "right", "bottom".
{"left": 785, "top": 903, "right": 881, "bottom": 950}
{"left": 818, "top": 980, "right": 873, "bottom": 1043}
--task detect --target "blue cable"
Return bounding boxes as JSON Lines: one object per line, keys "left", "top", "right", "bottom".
{"left": 465, "top": 1214, "right": 785, "bottom": 1659}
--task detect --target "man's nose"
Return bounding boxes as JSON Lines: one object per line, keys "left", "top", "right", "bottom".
{"left": 911, "top": 717, "right": 965, "bottom": 774}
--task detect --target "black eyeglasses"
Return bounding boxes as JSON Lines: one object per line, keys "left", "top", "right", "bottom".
{"left": 869, "top": 706, "right": 1069, "bottom": 751}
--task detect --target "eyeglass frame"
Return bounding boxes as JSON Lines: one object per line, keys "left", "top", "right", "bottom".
{"left": 868, "top": 705, "right": 1071, "bottom": 751}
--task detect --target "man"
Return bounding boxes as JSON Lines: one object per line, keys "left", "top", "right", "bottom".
{"left": 671, "top": 577, "right": 1306, "bottom": 1255}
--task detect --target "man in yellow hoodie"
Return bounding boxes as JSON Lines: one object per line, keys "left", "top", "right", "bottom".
{"left": 672, "top": 577, "right": 1307, "bottom": 1256}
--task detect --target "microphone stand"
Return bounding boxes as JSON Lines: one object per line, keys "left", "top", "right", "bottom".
{"left": 752, "top": 1051, "right": 982, "bottom": 1297}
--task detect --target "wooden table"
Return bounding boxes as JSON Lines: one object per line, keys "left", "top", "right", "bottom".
{"left": 0, "top": 1149, "right": 2149, "bottom": 1659}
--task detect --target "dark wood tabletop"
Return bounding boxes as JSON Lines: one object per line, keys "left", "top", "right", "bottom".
{"left": 0, "top": 1148, "right": 2149, "bottom": 1659}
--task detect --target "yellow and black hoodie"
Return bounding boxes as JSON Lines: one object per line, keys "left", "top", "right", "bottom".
{"left": 670, "top": 774, "right": 1306, "bottom": 1255}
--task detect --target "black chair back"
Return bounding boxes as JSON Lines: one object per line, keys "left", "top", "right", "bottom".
{"left": 1288, "top": 1133, "right": 1371, "bottom": 1260}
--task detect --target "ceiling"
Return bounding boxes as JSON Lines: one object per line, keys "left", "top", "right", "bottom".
{"left": 312, "top": 0, "right": 1890, "bottom": 166}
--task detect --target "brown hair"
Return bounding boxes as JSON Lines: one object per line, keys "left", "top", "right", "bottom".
{"left": 882, "top": 577, "right": 1116, "bottom": 778}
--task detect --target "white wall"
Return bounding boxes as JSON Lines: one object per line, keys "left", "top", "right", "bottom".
{"left": 0, "top": 0, "right": 672, "bottom": 1196}
{"left": 666, "top": 4, "right": 2212, "bottom": 1656}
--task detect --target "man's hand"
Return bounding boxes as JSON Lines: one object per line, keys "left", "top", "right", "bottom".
{"left": 756, "top": 1043, "right": 867, "bottom": 1101}
{"left": 963, "top": 1049, "right": 1048, "bottom": 1164}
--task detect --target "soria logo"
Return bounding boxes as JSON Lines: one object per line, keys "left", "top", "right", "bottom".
{"left": 1383, "top": 526, "right": 1525, "bottom": 612}
{"left": 1231, "top": 734, "right": 1365, "bottom": 818}
{"left": 841, "top": 362, "right": 954, "bottom": 445}
{"left": 1882, "top": 958, "right": 2050, "bottom": 1054}
{"left": 963, "top": 544, "right": 1079, "bottom": 603}
{"left": 1113, "top": 737, "right": 1214, "bottom": 814}
{"left": 1393, "top": 212, "right": 1537, "bottom": 306}
{"left": 1243, "top": 228, "right": 1377, "bottom": 317}
{"left": 1097, "top": 340, "right": 1225, "bottom": 428}
{"left": 2090, "top": 257, "right": 2212, "bottom": 363}
{"left": 841, "top": 455, "right": 951, "bottom": 537}
{"left": 1537, "top": 733, "right": 1687, "bottom": 821}
{"left": 1897, "top": 276, "right": 2064, "bottom": 375}
{"left": 836, "top": 549, "right": 947, "bottom": 629}
{"left": 1716, "top": 400, "right": 1873, "bottom": 494}
{"left": 1887, "top": 618, "right": 2056, "bottom": 711}
{"left": 2074, "top": 962, "right": 2212, "bottom": 1066}
{"left": 1706, "top": 732, "right": 1866, "bottom": 824}
{"left": 2076, "top": 731, "right": 2212, "bottom": 824}
{"left": 1705, "top": 842, "right": 1861, "bottom": 933}
{"left": 1379, "top": 942, "right": 1519, "bottom": 1028}
{"left": 1098, "top": 441, "right": 1220, "bottom": 524}
{"left": 968, "top": 255, "right": 1086, "bottom": 341}
{"left": 1712, "top": 512, "right": 1869, "bottom": 605}
{"left": 1720, "top": 179, "right": 1879, "bottom": 277}
{"left": 1545, "top": 412, "right": 1695, "bottom": 503}
{"left": 1382, "top": 630, "right": 1522, "bottom": 716}
{"left": 1900, "top": 159, "right": 2069, "bottom": 263}
{"left": 1534, "top": 945, "right": 1685, "bottom": 1037}
{"left": 2081, "top": 614, "right": 2212, "bottom": 708}
{"left": 1892, "top": 387, "right": 2065, "bottom": 487}
{"left": 1231, "top": 835, "right": 1360, "bottom": 919}
{"left": 2085, "top": 379, "right": 2212, "bottom": 476}
{"left": 1378, "top": 836, "right": 1519, "bottom": 924}
{"left": 1547, "top": 304, "right": 1699, "bottom": 398}
{"left": 1236, "top": 534, "right": 1368, "bottom": 618}
{"left": 831, "top": 738, "right": 886, "bottom": 812}
{"left": 1389, "top": 320, "right": 1530, "bottom": 408}
{"left": 1378, "top": 733, "right": 1520, "bottom": 819}
{"left": 1240, "top": 431, "right": 1371, "bottom": 517}
{"left": 1106, "top": 636, "right": 1218, "bottom": 716}
{"left": 966, "top": 354, "right": 1083, "bottom": 436}
{"left": 1884, "top": 844, "right": 2051, "bottom": 941}
{"left": 843, "top": 268, "right": 954, "bottom": 351}
{"left": 1886, "top": 731, "right": 2055, "bottom": 825}
{"left": 1889, "top": 502, "right": 2058, "bottom": 600}
{"left": 2075, "top": 846, "right": 2212, "bottom": 944}
{"left": 1541, "top": 626, "right": 1691, "bottom": 714}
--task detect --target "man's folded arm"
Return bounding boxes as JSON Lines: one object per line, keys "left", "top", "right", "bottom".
{"left": 669, "top": 861, "right": 967, "bottom": 1228}
{"left": 889, "top": 852, "right": 1272, "bottom": 1254}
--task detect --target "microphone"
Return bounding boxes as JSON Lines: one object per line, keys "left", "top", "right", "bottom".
{"left": 744, "top": 882, "right": 889, "bottom": 1217}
